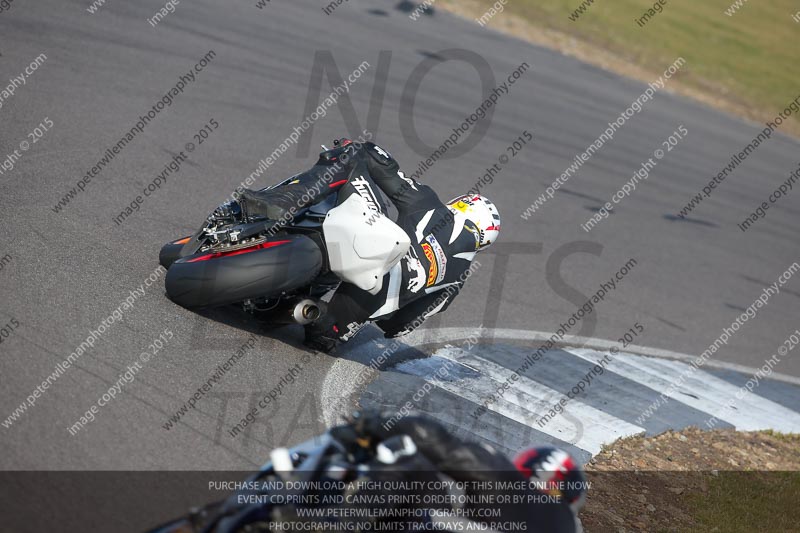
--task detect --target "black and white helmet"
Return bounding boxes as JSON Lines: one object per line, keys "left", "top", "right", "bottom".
{"left": 446, "top": 194, "right": 501, "bottom": 250}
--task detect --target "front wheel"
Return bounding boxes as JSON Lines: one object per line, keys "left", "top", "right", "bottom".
{"left": 164, "top": 234, "right": 324, "bottom": 309}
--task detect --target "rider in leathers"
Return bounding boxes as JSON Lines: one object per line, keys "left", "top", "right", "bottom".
{"left": 234, "top": 139, "right": 501, "bottom": 353}
{"left": 328, "top": 411, "right": 579, "bottom": 533}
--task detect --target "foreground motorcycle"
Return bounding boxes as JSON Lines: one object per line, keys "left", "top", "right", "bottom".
{"left": 148, "top": 425, "right": 509, "bottom": 533}
{"left": 159, "top": 141, "right": 409, "bottom": 324}
{"left": 148, "top": 411, "right": 584, "bottom": 533}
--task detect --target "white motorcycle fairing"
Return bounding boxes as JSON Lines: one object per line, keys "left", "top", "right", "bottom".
{"left": 322, "top": 193, "right": 411, "bottom": 294}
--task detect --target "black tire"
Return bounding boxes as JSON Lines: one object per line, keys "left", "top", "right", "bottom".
{"left": 165, "top": 234, "right": 323, "bottom": 309}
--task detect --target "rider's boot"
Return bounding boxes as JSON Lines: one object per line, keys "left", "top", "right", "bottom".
{"left": 303, "top": 314, "right": 340, "bottom": 354}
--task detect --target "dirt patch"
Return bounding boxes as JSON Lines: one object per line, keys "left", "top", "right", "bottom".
{"left": 579, "top": 428, "right": 800, "bottom": 532}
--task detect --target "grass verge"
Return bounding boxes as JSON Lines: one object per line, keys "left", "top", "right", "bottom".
{"left": 580, "top": 427, "right": 800, "bottom": 532}
{"left": 435, "top": 0, "right": 800, "bottom": 137}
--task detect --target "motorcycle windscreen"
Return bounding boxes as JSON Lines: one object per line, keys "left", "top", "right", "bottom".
{"left": 322, "top": 192, "right": 410, "bottom": 294}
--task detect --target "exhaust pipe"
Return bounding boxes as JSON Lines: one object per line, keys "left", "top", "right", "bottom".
{"left": 291, "top": 299, "right": 323, "bottom": 325}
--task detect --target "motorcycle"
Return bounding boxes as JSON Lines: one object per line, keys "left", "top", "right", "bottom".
{"left": 147, "top": 423, "right": 506, "bottom": 533}
{"left": 159, "top": 140, "right": 410, "bottom": 324}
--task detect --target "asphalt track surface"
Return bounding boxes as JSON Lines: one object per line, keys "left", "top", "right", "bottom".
{"left": 1, "top": 0, "right": 800, "bottom": 528}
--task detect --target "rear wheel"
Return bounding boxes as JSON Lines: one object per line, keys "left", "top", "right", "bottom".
{"left": 164, "top": 234, "right": 324, "bottom": 309}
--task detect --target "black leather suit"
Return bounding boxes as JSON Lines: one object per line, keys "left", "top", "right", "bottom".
{"left": 239, "top": 141, "right": 482, "bottom": 349}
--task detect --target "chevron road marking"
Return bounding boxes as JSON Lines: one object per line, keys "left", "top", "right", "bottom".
{"left": 568, "top": 348, "right": 800, "bottom": 433}
{"left": 324, "top": 329, "right": 800, "bottom": 460}
{"left": 396, "top": 328, "right": 800, "bottom": 386}
{"left": 397, "top": 346, "right": 646, "bottom": 455}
